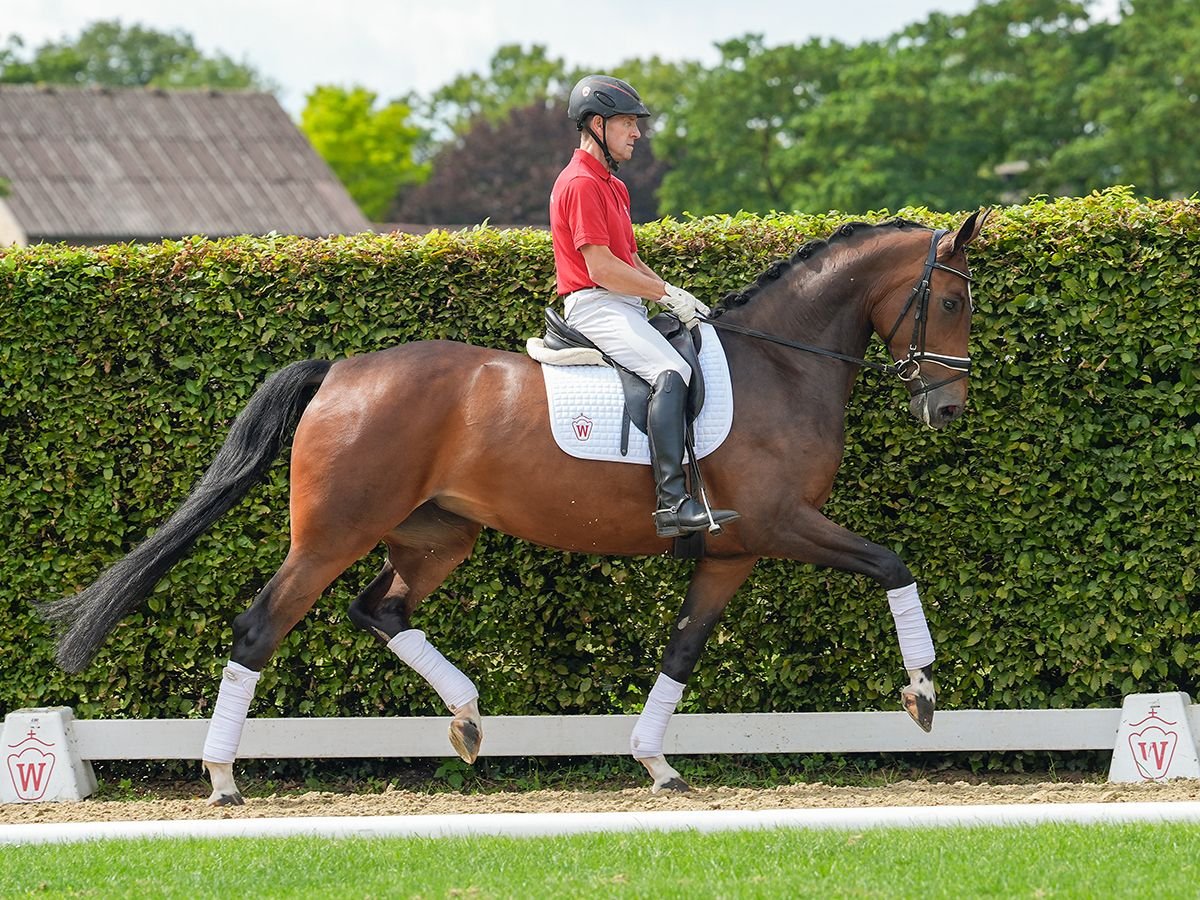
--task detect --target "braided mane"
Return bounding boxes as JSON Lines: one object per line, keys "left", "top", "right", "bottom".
{"left": 711, "top": 218, "right": 928, "bottom": 317}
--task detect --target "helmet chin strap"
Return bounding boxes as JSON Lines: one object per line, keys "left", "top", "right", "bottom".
{"left": 585, "top": 118, "right": 619, "bottom": 172}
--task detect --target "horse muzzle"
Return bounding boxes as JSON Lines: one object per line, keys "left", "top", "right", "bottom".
{"left": 908, "top": 384, "right": 967, "bottom": 429}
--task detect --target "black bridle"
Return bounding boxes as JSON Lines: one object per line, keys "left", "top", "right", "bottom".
{"left": 700, "top": 228, "right": 973, "bottom": 394}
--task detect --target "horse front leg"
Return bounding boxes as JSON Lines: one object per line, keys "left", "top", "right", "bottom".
{"left": 779, "top": 507, "right": 937, "bottom": 731}
{"left": 631, "top": 555, "right": 758, "bottom": 793}
{"left": 888, "top": 583, "right": 936, "bottom": 731}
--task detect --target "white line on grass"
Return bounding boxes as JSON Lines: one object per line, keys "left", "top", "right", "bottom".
{"left": 3, "top": 802, "right": 1200, "bottom": 845}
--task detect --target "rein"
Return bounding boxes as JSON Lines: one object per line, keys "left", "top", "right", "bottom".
{"left": 700, "top": 228, "right": 973, "bottom": 394}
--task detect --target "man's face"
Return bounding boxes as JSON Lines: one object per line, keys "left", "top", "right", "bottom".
{"left": 601, "top": 114, "right": 641, "bottom": 164}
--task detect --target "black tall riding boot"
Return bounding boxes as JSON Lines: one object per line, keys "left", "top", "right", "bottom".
{"left": 647, "top": 371, "right": 740, "bottom": 538}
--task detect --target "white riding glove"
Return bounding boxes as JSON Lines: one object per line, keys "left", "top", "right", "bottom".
{"left": 660, "top": 284, "right": 709, "bottom": 329}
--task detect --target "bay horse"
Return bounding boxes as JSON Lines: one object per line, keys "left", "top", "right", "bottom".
{"left": 39, "top": 211, "right": 988, "bottom": 804}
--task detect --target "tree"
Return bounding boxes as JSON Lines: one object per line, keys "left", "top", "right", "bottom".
{"left": 894, "top": 0, "right": 1113, "bottom": 204}
{"left": 0, "top": 20, "right": 270, "bottom": 89}
{"left": 653, "top": 1, "right": 1109, "bottom": 216}
{"left": 1047, "top": 0, "right": 1200, "bottom": 197}
{"left": 390, "top": 100, "right": 666, "bottom": 227}
{"left": 422, "top": 44, "right": 577, "bottom": 140}
{"left": 394, "top": 48, "right": 678, "bottom": 226}
{"left": 610, "top": 55, "right": 704, "bottom": 137}
{"left": 787, "top": 0, "right": 1106, "bottom": 212}
{"left": 652, "top": 36, "right": 856, "bottom": 215}
{"left": 300, "top": 86, "right": 429, "bottom": 222}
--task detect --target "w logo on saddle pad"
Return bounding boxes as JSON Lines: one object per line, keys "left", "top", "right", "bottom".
{"left": 540, "top": 323, "right": 734, "bottom": 465}
{"left": 572, "top": 415, "right": 594, "bottom": 441}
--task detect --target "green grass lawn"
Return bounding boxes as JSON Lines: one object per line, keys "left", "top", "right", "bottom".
{"left": 2, "top": 823, "right": 1196, "bottom": 898}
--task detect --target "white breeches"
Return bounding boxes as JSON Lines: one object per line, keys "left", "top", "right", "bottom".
{"left": 564, "top": 288, "right": 690, "bottom": 385}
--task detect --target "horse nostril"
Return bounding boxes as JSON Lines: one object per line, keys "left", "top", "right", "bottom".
{"left": 938, "top": 404, "right": 962, "bottom": 422}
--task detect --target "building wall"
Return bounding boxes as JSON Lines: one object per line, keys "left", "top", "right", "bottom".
{"left": 0, "top": 198, "right": 27, "bottom": 247}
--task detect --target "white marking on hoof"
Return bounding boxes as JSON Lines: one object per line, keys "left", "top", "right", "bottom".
{"left": 203, "top": 761, "right": 244, "bottom": 806}
{"left": 638, "top": 755, "right": 691, "bottom": 793}
{"left": 448, "top": 698, "right": 483, "bottom": 764}
{"left": 901, "top": 667, "right": 937, "bottom": 733}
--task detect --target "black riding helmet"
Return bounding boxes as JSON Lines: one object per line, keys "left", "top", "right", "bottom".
{"left": 568, "top": 74, "right": 650, "bottom": 172}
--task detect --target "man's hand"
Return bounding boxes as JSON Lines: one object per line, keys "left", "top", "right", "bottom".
{"left": 661, "top": 284, "right": 708, "bottom": 328}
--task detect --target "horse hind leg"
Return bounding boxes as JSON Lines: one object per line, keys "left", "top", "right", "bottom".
{"left": 348, "top": 503, "right": 484, "bottom": 763}
{"left": 202, "top": 547, "right": 367, "bottom": 806}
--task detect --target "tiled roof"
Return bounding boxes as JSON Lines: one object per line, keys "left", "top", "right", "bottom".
{"left": 0, "top": 84, "right": 370, "bottom": 243}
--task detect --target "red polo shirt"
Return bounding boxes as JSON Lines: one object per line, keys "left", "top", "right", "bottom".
{"left": 549, "top": 149, "right": 638, "bottom": 296}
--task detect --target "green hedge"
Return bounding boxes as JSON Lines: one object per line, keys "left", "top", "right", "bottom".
{"left": 2, "top": 187, "right": 1197, "bottom": 725}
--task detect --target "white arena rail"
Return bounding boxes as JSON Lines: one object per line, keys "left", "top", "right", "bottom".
{"left": 66, "top": 709, "right": 1142, "bottom": 760}
{"left": 5, "top": 696, "right": 1199, "bottom": 802}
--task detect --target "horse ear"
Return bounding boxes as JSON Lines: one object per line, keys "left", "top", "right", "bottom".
{"left": 951, "top": 207, "right": 992, "bottom": 255}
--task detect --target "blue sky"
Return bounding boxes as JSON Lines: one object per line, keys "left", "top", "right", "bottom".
{"left": 2, "top": 0, "right": 1120, "bottom": 116}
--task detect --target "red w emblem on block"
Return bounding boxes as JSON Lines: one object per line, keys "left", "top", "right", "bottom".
{"left": 1127, "top": 711, "right": 1179, "bottom": 781}
{"left": 6, "top": 731, "right": 57, "bottom": 801}
{"left": 572, "top": 414, "right": 593, "bottom": 441}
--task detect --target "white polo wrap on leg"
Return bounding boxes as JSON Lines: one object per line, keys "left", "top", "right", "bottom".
{"left": 201, "top": 660, "right": 262, "bottom": 765}
{"left": 887, "top": 582, "right": 936, "bottom": 670}
{"left": 630, "top": 672, "right": 685, "bottom": 759}
{"left": 387, "top": 629, "right": 478, "bottom": 712}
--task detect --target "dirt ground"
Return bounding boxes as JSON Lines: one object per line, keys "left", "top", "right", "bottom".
{"left": 4, "top": 778, "right": 1198, "bottom": 825}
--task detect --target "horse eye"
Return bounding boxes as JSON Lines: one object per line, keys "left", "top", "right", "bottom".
{"left": 942, "top": 297, "right": 959, "bottom": 312}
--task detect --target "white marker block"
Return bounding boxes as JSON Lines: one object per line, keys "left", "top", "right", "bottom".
{"left": 1109, "top": 692, "right": 1200, "bottom": 783}
{"left": 1, "top": 708, "right": 97, "bottom": 803}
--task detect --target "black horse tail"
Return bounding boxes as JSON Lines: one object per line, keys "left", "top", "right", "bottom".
{"left": 38, "top": 358, "right": 332, "bottom": 673}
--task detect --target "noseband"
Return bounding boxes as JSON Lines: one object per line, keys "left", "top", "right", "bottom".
{"left": 701, "top": 227, "right": 972, "bottom": 395}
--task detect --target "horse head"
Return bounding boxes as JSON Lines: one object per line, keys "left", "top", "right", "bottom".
{"left": 872, "top": 209, "right": 990, "bottom": 429}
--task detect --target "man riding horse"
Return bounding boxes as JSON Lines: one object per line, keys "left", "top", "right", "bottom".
{"left": 550, "top": 74, "right": 740, "bottom": 540}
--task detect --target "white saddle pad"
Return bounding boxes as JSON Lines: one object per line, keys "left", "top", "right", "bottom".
{"left": 540, "top": 323, "right": 734, "bottom": 465}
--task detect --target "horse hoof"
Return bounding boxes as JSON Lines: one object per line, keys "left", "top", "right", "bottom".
{"left": 638, "top": 755, "right": 689, "bottom": 793}
{"left": 449, "top": 717, "right": 482, "bottom": 764}
{"left": 202, "top": 761, "right": 243, "bottom": 806}
{"left": 902, "top": 690, "right": 935, "bottom": 732}
{"left": 652, "top": 776, "right": 691, "bottom": 794}
{"left": 206, "top": 791, "right": 245, "bottom": 807}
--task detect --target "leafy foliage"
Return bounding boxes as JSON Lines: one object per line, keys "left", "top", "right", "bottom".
{"left": 390, "top": 101, "right": 666, "bottom": 226}
{"left": 0, "top": 20, "right": 269, "bottom": 90}
{"left": 299, "top": 85, "right": 429, "bottom": 221}
{"left": 422, "top": 44, "right": 578, "bottom": 139}
{"left": 2, "top": 190, "right": 1198, "bottom": 725}
{"left": 654, "top": 2, "right": 1110, "bottom": 215}
{"left": 6, "top": 8, "right": 1197, "bottom": 226}
{"left": 653, "top": 36, "right": 858, "bottom": 215}
{"left": 1046, "top": 0, "right": 1200, "bottom": 198}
